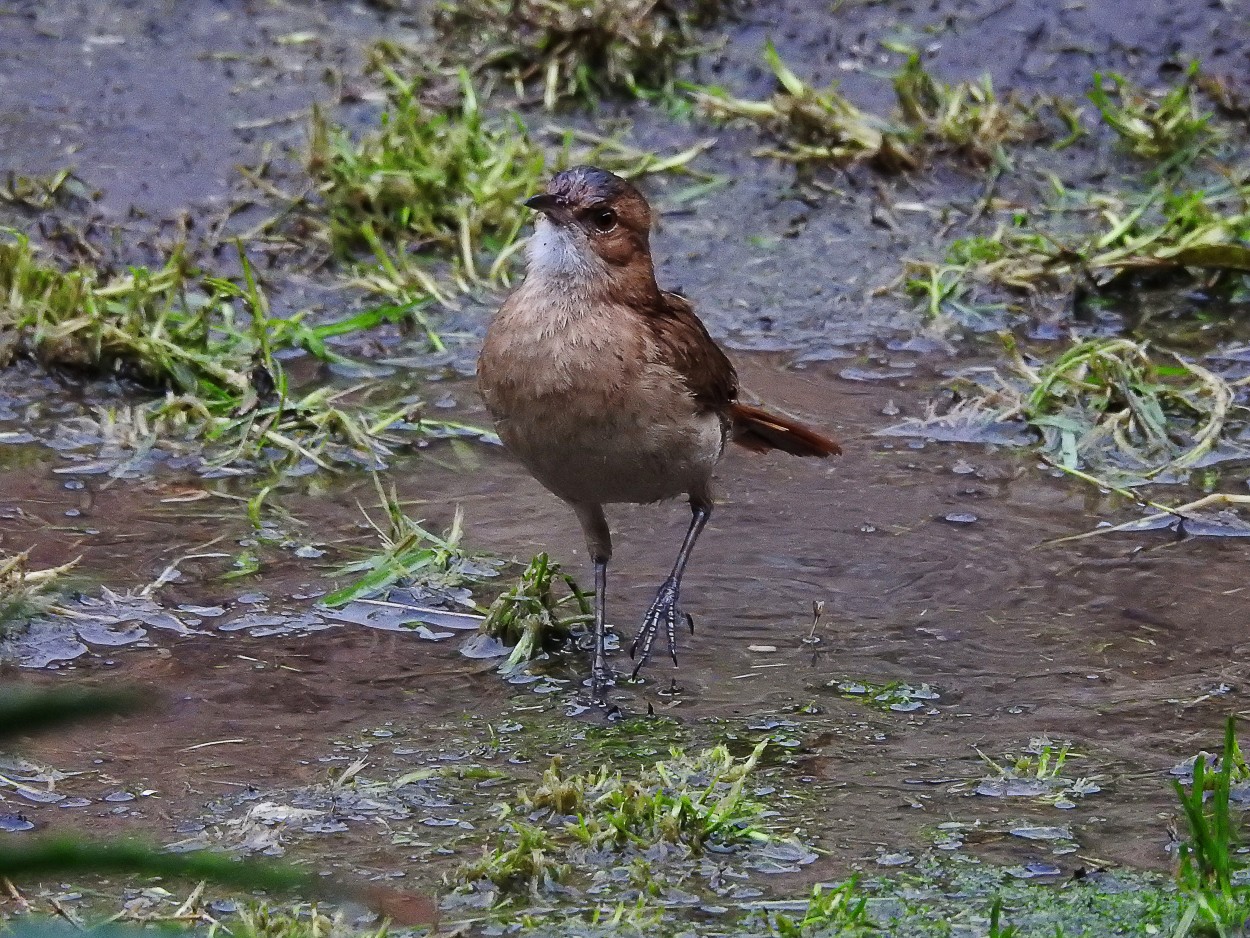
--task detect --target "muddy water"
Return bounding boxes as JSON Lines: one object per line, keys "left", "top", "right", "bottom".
{"left": 5, "top": 353, "right": 1246, "bottom": 886}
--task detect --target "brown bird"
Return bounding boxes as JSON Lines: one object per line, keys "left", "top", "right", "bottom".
{"left": 478, "top": 166, "right": 839, "bottom": 702}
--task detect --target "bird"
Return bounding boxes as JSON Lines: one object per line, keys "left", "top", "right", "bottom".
{"left": 477, "top": 165, "right": 840, "bottom": 703}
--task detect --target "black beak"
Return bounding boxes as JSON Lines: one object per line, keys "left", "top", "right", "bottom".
{"left": 524, "top": 193, "right": 560, "bottom": 214}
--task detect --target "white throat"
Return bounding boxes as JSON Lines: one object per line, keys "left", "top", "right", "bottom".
{"left": 524, "top": 217, "right": 606, "bottom": 293}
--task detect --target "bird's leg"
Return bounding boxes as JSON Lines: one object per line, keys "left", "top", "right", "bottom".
{"left": 590, "top": 556, "right": 610, "bottom": 700}
{"left": 631, "top": 498, "right": 710, "bottom": 678}
{"left": 573, "top": 503, "right": 613, "bottom": 704}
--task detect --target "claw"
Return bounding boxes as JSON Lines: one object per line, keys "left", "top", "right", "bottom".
{"left": 686, "top": 613, "right": 695, "bottom": 635}
{"left": 630, "top": 577, "right": 686, "bottom": 679}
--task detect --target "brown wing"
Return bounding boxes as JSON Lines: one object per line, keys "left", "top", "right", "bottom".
{"left": 641, "top": 292, "right": 841, "bottom": 458}
{"left": 644, "top": 291, "right": 738, "bottom": 412}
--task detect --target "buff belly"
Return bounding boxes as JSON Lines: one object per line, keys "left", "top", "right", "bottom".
{"left": 494, "top": 403, "right": 726, "bottom": 507}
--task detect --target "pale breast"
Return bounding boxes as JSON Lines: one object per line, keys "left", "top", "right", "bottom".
{"left": 478, "top": 289, "right": 727, "bottom": 506}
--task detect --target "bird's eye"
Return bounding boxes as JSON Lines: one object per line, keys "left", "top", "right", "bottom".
{"left": 587, "top": 208, "right": 617, "bottom": 233}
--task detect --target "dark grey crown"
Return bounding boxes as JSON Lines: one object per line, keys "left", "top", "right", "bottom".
{"left": 546, "top": 165, "right": 630, "bottom": 206}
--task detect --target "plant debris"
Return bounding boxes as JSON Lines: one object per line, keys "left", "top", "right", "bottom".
{"left": 694, "top": 41, "right": 917, "bottom": 170}
{"left": 886, "top": 335, "right": 1248, "bottom": 486}
{"left": 0, "top": 551, "right": 77, "bottom": 634}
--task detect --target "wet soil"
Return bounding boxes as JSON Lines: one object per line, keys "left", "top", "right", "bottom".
{"left": 3, "top": 0, "right": 1250, "bottom": 930}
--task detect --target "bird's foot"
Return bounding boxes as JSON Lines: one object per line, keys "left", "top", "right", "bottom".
{"left": 630, "top": 577, "right": 693, "bottom": 678}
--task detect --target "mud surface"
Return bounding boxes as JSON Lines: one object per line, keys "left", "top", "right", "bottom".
{"left": 3, "top": 0, "right": 1250, "bottom": 928}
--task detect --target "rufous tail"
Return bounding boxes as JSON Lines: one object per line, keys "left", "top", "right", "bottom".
{"left": 729, "top": 402, "right": 841, "bottom": 458}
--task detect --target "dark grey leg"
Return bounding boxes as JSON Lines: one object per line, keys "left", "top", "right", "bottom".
{"left": 573, "top": 503, "right": 613, "bottom": 704}
{"left": 590, "top": 556, "right": 610, "bottom": 702}
{"left": 630, "top": 499, "right": 711, "bottom": 677}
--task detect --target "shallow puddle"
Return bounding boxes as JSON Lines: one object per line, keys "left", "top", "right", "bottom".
{"left": 4, "top": 355, "right": 1247, "bottom": 897}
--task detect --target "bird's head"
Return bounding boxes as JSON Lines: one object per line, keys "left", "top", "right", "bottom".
{"left": 522, "top": 166, "right": 656, "bottom": 293}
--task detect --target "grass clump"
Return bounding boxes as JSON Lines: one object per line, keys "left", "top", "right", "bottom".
{"left": 455, "top": 821, "right": 569, "bottom": 895}
{"left": 226, "top": 905, "right": 392, "bottom": 938}
{"left": 308, "top": 70, "right": 541, "bottom": 289}
{"left": 893, "top": 335, "right": 1246, "bottom": 486}
{"left": 1089, "top": 63, "right": 1219, "bottom": 168}
{"left": 772, "top": 880, "right": 875, "bottom": 938}
{"left": 433, "top": 0, "right": 730, "bottom": 107}
{"left": 1173, "top": 717, "right": 1250, "bottom": 936}
{"left": 479, "top": 552, "right": 591, "bottom": 668}
{"left": 694, "top": 44, "right": 1069, "bottom": 171}
{"left": 892, "top": 51, "right": 1056, "bottom": 167}
{"left": 307, "top": 68, "right": 709, "bottom": 290}
{"left": 904, "top": 180, "right": 1250, "bottom": 327}
{"left": 451, "top": 740, "right": 785, "bottom": 906}
{"left": 0, "top": 169, "right": 92, "bottom": 211}
{"left": 321, "top": 477, "right": 484, "bottom": 607}
{"left": 1000, "top": 335, "right": 1240, "bottom": 481}
{"left": 520, "top": 739, "right": 772, "bottom": 853}
{"left": 0, "top": 551, "right": 77, "bottom": 634}
{"left": 695, "top": 41, "right": 917, "bottom": 170}
{"left": 0, "top": 231, "right": 471, "bottom": 469}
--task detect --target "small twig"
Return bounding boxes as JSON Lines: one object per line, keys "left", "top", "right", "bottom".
{"left": 2, "top": 877, "right": 30, "bottom": 913}
{"left": 48, "top": 895, "right": 85, "bottom": 930}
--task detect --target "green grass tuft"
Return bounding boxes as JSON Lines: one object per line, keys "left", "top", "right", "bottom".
{"left": 1174, "top": 717, "right": 1250, "bottom": 935}
{"left": 772, "top": 879, "right": 875, "bottom": 937}
{"left": 479, "top": 552, "right": 591, "bottom": 669}
{"left": 433, "top": 0, "right": 732, "bottom": 107}
{"left": 1089, "top": 62, "right": 1219, "bottom": 169}
{"left": 0, "top": 551, "right": 77, "bottom": 634}
{"left": 307, "top": 68, "right": 710, "bottom": 292}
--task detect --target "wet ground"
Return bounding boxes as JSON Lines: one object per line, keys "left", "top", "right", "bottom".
{"left": 4, "top": 0, "right": 1250, "bottom": 932}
